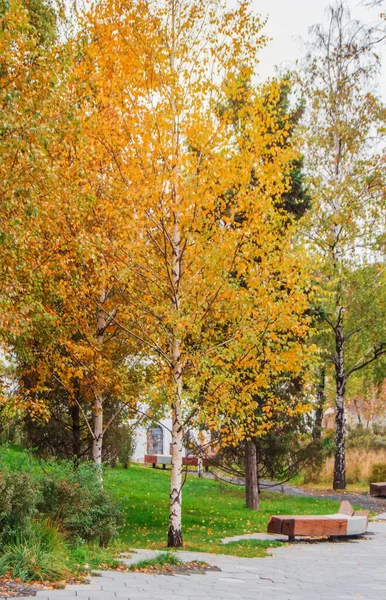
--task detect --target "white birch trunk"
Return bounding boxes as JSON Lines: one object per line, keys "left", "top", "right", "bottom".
{"left": 333, "top": 320, "right": 346, "bottom": 489}
{"left": 168, "top": 352, "right": 184, "bottom": 547}
{"left": 93, "top": 394, "right": 103, "bottom": 481}
{"left": 313, "top": 368, "right": 326, "bottom": 441}
{"left": 93, "top": 290, "right": 106, "bottom": 483}
{"left": 331, "top": 128, "right": 347, "bottom": 490}
{"left": 167, "top": 201, "right": 184, "bottom": 546}
{"left": 167, "top": 0, "right": 184, "bottom": 548}
{"left": 197, "top": 454, "right": 203, "bottom": 478}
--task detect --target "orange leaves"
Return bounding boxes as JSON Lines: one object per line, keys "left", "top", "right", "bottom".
{"left": 0, "top": 1, "right": 318, "bottom": 453}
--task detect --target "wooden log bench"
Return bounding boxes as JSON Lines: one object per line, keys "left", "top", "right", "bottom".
{"left": 144, "top": 454, "right": 211, "bottom": 470}
{"left": 370, "top": 482, "right": 386, "bottom": 497}
{"left": 267, "top": 501, "right": 368, "bottom": 541}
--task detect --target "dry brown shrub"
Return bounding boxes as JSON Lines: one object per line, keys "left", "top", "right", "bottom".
{"left": 316, "top": 449, "right": 386, "bottom": 484}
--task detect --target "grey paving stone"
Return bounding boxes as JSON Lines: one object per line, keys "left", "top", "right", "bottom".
{"left": 5, "top": 598, "right": 47, "bottom": 600}
{"left": 36, "top": 592, "right": 76, "bottom": 598}
{"left": 372, "top": 512, "right": 386, "bottom": 520}
{"left": 75, "top": 592, "right": 117, "bottom": 599}
{"left": 222, "top": 532, "right": 288, "bottom": 543}
{"left": 101, "top": 584, "right": 129, "bottom": 590}
{"left": 11, "top": 522, "right": 386, "bottom": 600}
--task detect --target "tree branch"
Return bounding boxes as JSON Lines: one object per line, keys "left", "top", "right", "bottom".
{"left": 346, "top": 343, "right": 386, "bottom": 378}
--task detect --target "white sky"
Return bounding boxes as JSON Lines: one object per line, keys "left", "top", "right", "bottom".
{"left": 252, "top": 0, "right": 386, "bottom": 99}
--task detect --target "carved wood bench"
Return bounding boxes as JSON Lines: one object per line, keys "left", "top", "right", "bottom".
{"left": 267, "top": 501, "right": 368, "bottom": 541}
{"left": 370, "top": 482, "right": 386, "bottom": 497}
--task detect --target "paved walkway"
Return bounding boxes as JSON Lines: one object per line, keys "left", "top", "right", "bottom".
{"left": 8, "top": 522, "right": 386, "bottom": 600}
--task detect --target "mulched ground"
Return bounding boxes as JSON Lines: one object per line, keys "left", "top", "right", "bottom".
{"left": 0, "top": 580, "right": 40, "bottom": 598}
{"left": 130, "top": 562, "right": 221, "bottom": 576}
{"left": 0, "top": 577, "right": 88, "bottom": 598}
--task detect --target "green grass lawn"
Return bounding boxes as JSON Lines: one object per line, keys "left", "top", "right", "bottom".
{"left": 105, "top": 464, "right": 341, "bottom": 557}
{"left": 0, "top": 445, "right": 344, "bottom": 560}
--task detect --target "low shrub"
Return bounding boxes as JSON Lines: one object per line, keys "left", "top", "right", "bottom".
{"left": 0, "top": 471, "right": 40, "bottom": 537}
{"left": 369, "top": 463, "right": 386, "bottom": 483}
{"left": 115, "top": 426, "right": 136, "bottom": 469}
{"left": 310, "top": 448, "right": 386, "bottom": 485}
{"left": 0, "top": 447, "right": 124, "bottom": 582}
{"left": 68, "top": 543, "right": 121, "bottom": 575}
{"left": 0, "top": 520, "right": 69, "bottom": 581}
{"left": 0, "top": 444, "right": 34, "bottom": 473}
{"left": 346, "top": 425, "right": 386, "bottom": 450}
{"left": 346, "top": 463, "right": 362, "bottom": 485}
{"left": 39, "top": 462, "right": 122, "bottom": 545}
{"left": 129, "top": 552, "right": 182, "bottom": 571}
{"left": 103, "top": 424, "right": 136, "bottom": 468}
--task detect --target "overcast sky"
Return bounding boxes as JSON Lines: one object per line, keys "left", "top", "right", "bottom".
{"left": 252, "top": 0, "right": 386, "bottom": 99}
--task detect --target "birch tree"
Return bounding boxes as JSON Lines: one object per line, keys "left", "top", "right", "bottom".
{"left": 302, "top": 2, "right": 386, "bottom": 489}
{"left": 72, "top": 0, "right": 317, "bottom": 545}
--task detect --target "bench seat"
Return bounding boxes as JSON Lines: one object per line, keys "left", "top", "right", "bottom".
{"left": 370, "top": 482, "right": 386, "bottom": 497}
{"left": 267, "top": 501, "right": 368, "bottom": 539}
{"left": 144, "top": 454, "right": 211, "bottom": 469}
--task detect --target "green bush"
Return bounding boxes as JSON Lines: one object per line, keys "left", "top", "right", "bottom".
{"left": 39, "top": 463, "right": 122, "bottom": 545}
{"left": 116, "top": 427, "right": 136, "bottom": 469}
{"left": 0, "top": 471, "right": 40, "bottom": 536}
{"left": 68, "top": 543, "right": 121, "bottom": 574}
{"left": 0, "top": 520, "right": 69, "bottom": 581}
{"left": 0, "top": 444, "right": 35, "bottom": 473}
{"left": 0, "top": 446, "right": 122, "bottom": 549}
{"left": 369, "top": 462, "right": 386, "bottom": 483}
{"left": 346, "top": 463, "right": 362, "bottom": 485}
{"left": 129, "top": 552, "right": 182, "bottom": 571}
{"left": 347, "top": 425, "right": 386, "bottom": 450}
{"left": 105, "top": 425, "right": 136, "bottom": 468}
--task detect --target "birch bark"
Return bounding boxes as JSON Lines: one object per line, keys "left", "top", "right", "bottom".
{"left": 167, "top": 0, "right": 184, "bottom": 547}
{"left": 168, "top": 216, "right": 184, "bottom": 547}
{"left": 93, "top": 289, "right": 106, "bottom": 482}
{"left": 313, "top": 368, "right": 326, "bottom": 441}
{"left": 333, "top": 319, "right": 346, "bottom": 489}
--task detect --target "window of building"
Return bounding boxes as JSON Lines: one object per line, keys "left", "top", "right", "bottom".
{"left": 146, "top": 425, "right": 164, "bottom": 455}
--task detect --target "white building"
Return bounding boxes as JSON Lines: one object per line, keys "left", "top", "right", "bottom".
{"left": 132, "top": 417, "right": 174, "bottom": 462}
{"left": 131, "top": 415, "right": 212, "bottom": 468}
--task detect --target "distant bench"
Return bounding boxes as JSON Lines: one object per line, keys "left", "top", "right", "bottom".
{"left": 144, "top": 454, "right": 211, "bottom": 470}
{"left": 268, "top": 501, "right": 369, "bottom": 541}
{"left": 370, "top": 482, "right": 386, "bottom": 497}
